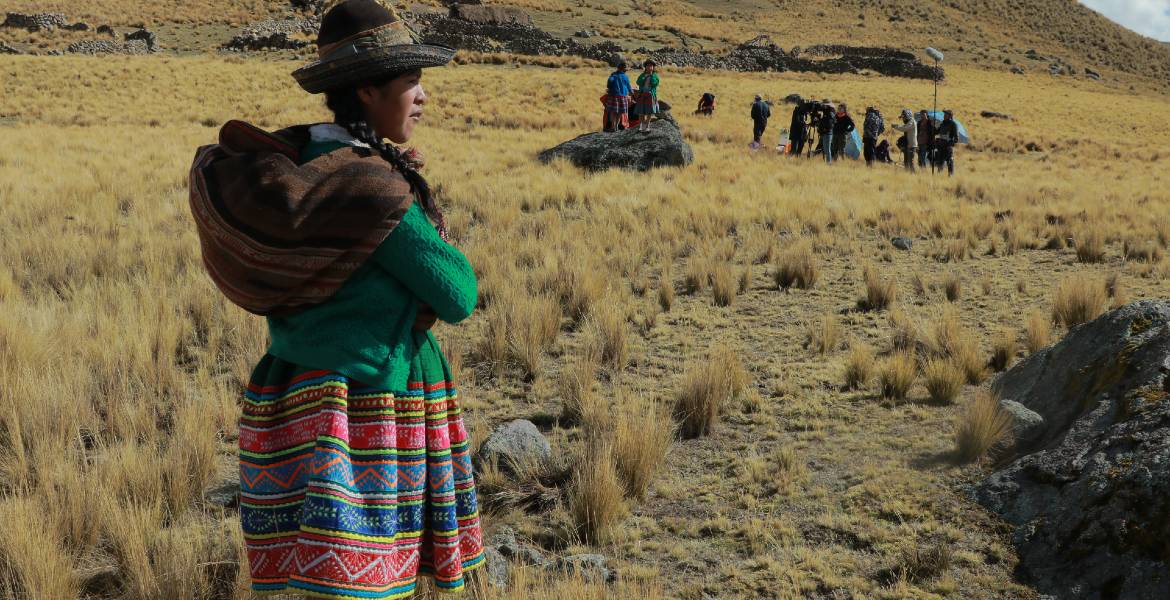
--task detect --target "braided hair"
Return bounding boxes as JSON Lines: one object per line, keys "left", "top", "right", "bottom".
{"left": 324, "top": 79, "right": 447, "bottom": 241}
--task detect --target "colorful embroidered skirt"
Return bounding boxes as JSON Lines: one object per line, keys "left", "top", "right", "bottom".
{"left": 603, "top": 93, "right": 631, "bottom": 113}
{"left": 239, "top": 339, "right": 484, "bottom": 599}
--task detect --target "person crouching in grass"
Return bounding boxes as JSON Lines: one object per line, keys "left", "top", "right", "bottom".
{"left": 188, "top": 1, "right": 484, "bottom": 597}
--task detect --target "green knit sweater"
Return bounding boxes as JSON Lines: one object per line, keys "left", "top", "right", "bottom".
{"left": 265, "top": 139, "right": 477, "bottom": 390}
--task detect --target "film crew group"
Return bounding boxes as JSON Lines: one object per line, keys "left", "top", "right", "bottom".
{"left": 785, "top": 99, "right": 959, "bottom": 174}
{"left": 602, "top": 60, "right": 663, "bottom": 133}
{"left": 892, "top": 108, "right": 960, "bottom": 175}
{"left": 785, "top": 99, "right": 856, "bottom": 164}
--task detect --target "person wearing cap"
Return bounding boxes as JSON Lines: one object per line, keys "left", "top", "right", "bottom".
{"left": 188, "top": 1, "right": 484, "bottom": 597}
{"left": 935, "top": 109, "right": 960, "bottom": 176}
{"left": 750, "top": 94, "right": 771, "bottom": 147}
{"left": 604, "top": 61, "right": 632, "bottom": 132}
{"left": 634, "top": 60, "right": 660, "bottom": 134}
{"left": 862, "top": 106, "right": 885, "bottom": 167}
{"left": 891, "top": 108, "right": 918, "bottom": 172}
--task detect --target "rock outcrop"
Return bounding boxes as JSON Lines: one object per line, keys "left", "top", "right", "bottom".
{"left": 974, "top": 300, "right": 1170, "bottom": 599}
{"left": 474, "top": 419, "right": 551, "bottom": 474}
{"left": 2, "top": 12, "right": 67, "bottom": 32}
{"left": 539, "top": 114, "right": 694, "bottom": 172}
{"left": 223, "top": 16, "right": 319, "bottom": 51}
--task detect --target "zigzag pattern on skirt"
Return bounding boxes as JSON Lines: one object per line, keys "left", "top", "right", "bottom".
{"left": 240, "top": 358, "right": 483, "bottom": 599}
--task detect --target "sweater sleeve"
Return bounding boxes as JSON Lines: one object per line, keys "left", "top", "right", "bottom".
{"left": 371, "top": 203, "right": 478, "bottom": 324}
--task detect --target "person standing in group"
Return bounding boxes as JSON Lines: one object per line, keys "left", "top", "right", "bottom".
{"left": 831, "top": 103, "right": 855, "bottom": 161}
{"left": 916, "top": 109, "right": 935, "bottom": 168}
{"left": 935, "top": 109, "right": 960, "bottom": 176}
{"left": 891, "top": 108, "right": 918, "bottom": 172}
{"left": 789, "top": 102, "right": 809, "bottom": 157}
{"left": 750, "top": 94, "right": 771, "bottom": 148}
{"left": 817, "top": 102, "right": 837, "bottom": 164}
{"left": 634, "top": 60, "right": 660, "bottom": 134}
{"left": 189, "top": 1, "right": 484, "bottom": 597}
{"left": 604, "top": 61, "right": 632, "bottom": 132}
{"left": 862, "top": 106, "right": 884, "bottom": 166}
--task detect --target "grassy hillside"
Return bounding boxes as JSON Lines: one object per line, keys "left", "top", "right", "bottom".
{"left": 2, "top": 54, "right": 1170, "bottom": 598}
{"left": 3, "top": 0, "right": 1170, "bottom": 82}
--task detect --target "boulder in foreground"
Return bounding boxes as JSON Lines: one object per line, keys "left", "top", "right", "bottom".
{"left": 975, "top": 300, "right": 1170, "bottom": 599}
{"left": 538, "top": 115, "right": 694, "bottom": 171}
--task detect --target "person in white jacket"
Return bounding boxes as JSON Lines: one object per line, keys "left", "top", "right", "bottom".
{"left": 890, "top": 109, "right": 917, "bottom": 172}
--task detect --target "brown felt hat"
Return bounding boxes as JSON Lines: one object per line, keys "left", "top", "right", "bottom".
{"left": 292, "top": 0, "right": 455, "bottom": 94}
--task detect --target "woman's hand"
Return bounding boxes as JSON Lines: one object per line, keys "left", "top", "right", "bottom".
{"left": 414, "top": 302, "right": 438, "bottom": 331}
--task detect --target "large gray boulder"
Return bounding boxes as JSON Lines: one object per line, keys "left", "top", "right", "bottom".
{"left": 974, "top": 300, "right": 1170, "bottom": 599}
{"left": 538, "top": 115, "right": 694, "bottom": 171}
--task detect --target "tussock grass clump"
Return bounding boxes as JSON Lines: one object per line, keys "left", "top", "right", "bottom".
{"left": 844, "top": 342, "right": 876, "bottom": 390}
{"left": 879, "top": 352, "right": 917, "bottom": 401}
{"left": 674, "top": 345, "right": 747, "bottom": 438}
{"left": 1123, "top": 236, "right": 1163, "bottom": 263}
{"left": 954, "top": 390, "right": 1013, "bottom": 463}
{"left": 657, "top": 273, "right": 674, "bottom": 312}
{"left": 568, "top": 444, "right": 627, "bottom": 544}
{"left": 990, "top": 329, "right": 1018, "bottom": 372}
{"left": 888, "top": 309, "right": 920, "bottom": 352}
{"left": 774, "top": 240, "right": 818, "bottom": 290}
{"left": 476, "top": 292, "right": 561, "bottom": 380}
{"left": 559, "top": 352, "right": 606, "bottom": 431}
{"left": 922, "top": 358, "right": 964, "bottom": 405}
{"left": 508, "top": 293, "right": 563, "bottom": 380}
{"left": 683, "top": 256, "right": 711, "bottom": 295}
{"left": 953, "top": 337, "right": 988, "bottom": 385}
{"left": 806, "top": 312, "right": 842, "bottom": 355}
{"left": 1075, "top": 228, "right": 1106, "bottom": 263}
{"left": 612, "top": 397, "right": 673, "bottom": 500}
{"left": 895, "top": 540, "right": 956, "bottom": 585}
{"left": 1053, "top": 274, "right": 1108, "bottom": 328}
{"left": 561, "top": 262, "right": 607, "bottom": 324}
{"left": 586, "top": 300, "right": 630, "bottom": 372}
{"left": 862, "top": 263, "right": 897, "bottom": 311}
{"left": 711, "top": 263, "right": 738, "bottom": 307}
{"left": 1024, "top": 310, "right": 1053, "bottom": 354}
{"left": 943, "top": 274, "right": 962, "bottom": 302}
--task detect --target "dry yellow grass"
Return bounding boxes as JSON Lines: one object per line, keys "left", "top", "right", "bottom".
{"left": 612, "top": 396, "right": 672, "bottom": 500}
{"left": 922, "top": 358, "right": 964, "bottom": 405}
{"left": 4, "top": 54, "right": 1170, "bottom": 598}
{"left": 843, "top": 341, "right": 875, "bottom": 391}
{"left": 879, "top": 351, "right": 917, "bottom": 402}
{"left": 862, "top": 263, "right": 897, "bottom": 311}
{"left": 954, "top": 391, "right": 1014, "bottom": 464}
{"left": 1024, "top": 310, "right": 1053, "bottom": 354}
{"left": 1053, "top": 273, "right": 1110, "bottom": 329}
{"left": 773, "top": 239, "right": 818, "bottom": 291}
{"left": 568, "top": 443, "right": 627, "bottom": 544}
{"left": 805, "top": 312, "right": 842, "bottom": 356}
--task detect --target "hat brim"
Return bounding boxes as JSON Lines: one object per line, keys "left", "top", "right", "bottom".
{"left": 293, "top": 43, "right": 456, "bottom": 94}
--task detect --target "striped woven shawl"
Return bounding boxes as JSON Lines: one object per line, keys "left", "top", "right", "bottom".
{"left": 189, "top": 120, "right": 413, "bottom": 316}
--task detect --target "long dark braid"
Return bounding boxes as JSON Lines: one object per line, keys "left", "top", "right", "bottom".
{"left": 324, "top": 85, "right": 448, "bottom": 241}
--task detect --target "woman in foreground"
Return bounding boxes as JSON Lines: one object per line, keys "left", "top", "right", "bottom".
{"left": 189, "top": 1, "right": 483, "bottom": 597}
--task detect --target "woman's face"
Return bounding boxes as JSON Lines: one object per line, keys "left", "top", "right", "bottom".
{"left": 357, "top": 69, "right": 426, "bottom": 144}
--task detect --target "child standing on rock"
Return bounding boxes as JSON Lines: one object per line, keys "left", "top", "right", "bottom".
{"left": 634, "top": 60, "right": 660, "bottom": 134}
